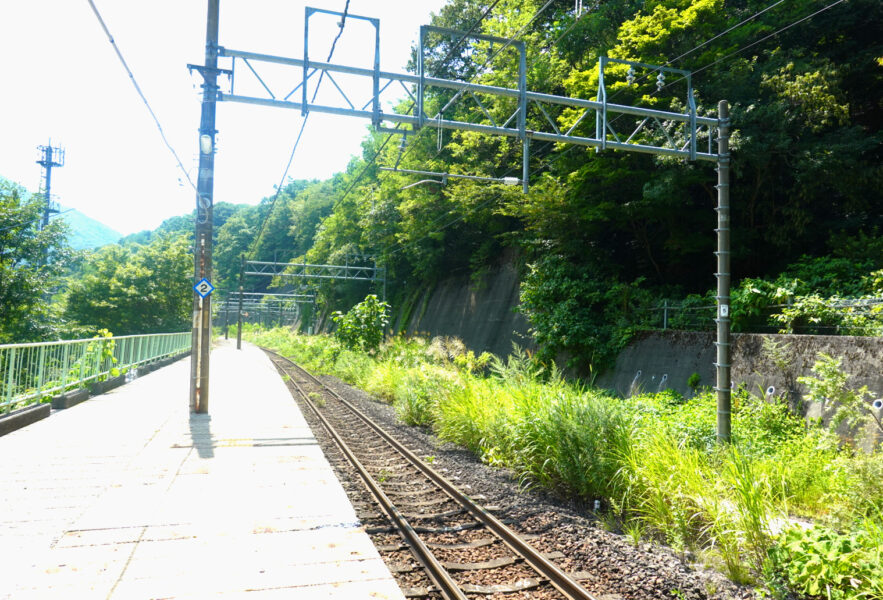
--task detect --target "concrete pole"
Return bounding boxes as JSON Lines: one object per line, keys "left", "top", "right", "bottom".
{"left": 715, "top": 100, "right": 731, "bottom": 443}
{"left": 189, "top": 0, "right": 219, "bottom": 414}
{"left": 237, "top": 254, "right": 244, "bottom": 349}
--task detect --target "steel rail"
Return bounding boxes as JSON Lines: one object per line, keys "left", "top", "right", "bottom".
{"left": 268, "top": 351, "right": 467, "bottom": 600}
{"left": 268, "top": 350, "right": 598, "bottom": 600}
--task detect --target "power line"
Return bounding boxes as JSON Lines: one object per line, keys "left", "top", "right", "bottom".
{"left": 534, "top": 0, "right": 850, "bottom": 180}
{"left": 607, "top": 0, "right": 850, "bottom": 115}
{"left": 670, "top": 0, "right": 787, "bottom": 66}
{"left": 85, "top": 0, "right": 196, "bottom": 193}
{"left": 691, "top": 0, "right": 847, "bottom": 77}
{"left": 330, "top": 0, "right": 506, "bottom": 211}
{"left": 325, "top": 0, "right": 351, "bottom": 59}
{"left": 594, "top": 0, "right": 841, "bottom": 148}
{"left": 0, "top": 209, "right": 74, "bottom": 234}
{"left": 246, "top": 0, "right": 353, "bottom": 260}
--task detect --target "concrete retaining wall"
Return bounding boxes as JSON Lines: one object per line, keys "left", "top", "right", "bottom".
{"left": 398, "top": 258, "right": 533, "bottom": 359}
{"left": 595, "top": 331, "right": 883, "bottom": 400}
{"left": 595, "top": 331, "right": 883, "bottom": 446}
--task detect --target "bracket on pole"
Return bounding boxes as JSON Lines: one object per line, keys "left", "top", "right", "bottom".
{"left": 596, "top": 57, "right": 699, "bottom": 160}
{"left": 417, "top": 26, "right": 528, "bottom": 190}
{"left": 304, "top": 7, "right": 380, "bottom": 125}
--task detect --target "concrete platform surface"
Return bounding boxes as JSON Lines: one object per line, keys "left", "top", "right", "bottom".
{"left": 0, "top": 340, "right": 405, "bottom": 599}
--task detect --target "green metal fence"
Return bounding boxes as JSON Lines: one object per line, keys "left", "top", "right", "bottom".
{"left": 0, "top": 332, "right": 191, "bottom": 414}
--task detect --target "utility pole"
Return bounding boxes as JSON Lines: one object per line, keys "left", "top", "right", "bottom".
{"left": 237, "top": 254, "right": 244, "bottom": 350}
{"left": 36, "top": 142, "right": 64, "bottom": 230}
{"left": 189, "top": 0, "right": 220, "bottom": 414}
{"left": 715, "top": 100, "right": 731, "bottom": 443}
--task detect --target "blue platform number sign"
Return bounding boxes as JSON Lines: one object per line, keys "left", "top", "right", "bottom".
{"left": 194, "top": 278, "right": 214, "bottom": 298}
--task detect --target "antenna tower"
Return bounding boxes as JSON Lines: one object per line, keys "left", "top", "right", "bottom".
{"left": 36, "top": 141, "right": 65, "bottom": 229}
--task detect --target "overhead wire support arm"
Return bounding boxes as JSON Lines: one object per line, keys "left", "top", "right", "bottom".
{"left": 244, "top": 260, "right": 385, "bottom": 283}
{"left": 303, "top": 7, "right": 379, "bottom": 124}
{"left": 216, "top": 48, "right": 720, "bottom": 164}
{"left": 379, "top": 167, "right": 521, "bottom": 186}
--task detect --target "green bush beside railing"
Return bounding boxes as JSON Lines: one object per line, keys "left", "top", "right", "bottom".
{"left": 0, "top": 331, "right": 191, "bottom": 414}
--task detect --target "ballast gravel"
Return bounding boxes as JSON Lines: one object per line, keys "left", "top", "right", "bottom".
{"left": 315, "top": 373, "right": 757, "bottom": 600}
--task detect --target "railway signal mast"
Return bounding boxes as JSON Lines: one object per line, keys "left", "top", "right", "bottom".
{"left": 197, "top": 4, "right": 733, "bottom": 441}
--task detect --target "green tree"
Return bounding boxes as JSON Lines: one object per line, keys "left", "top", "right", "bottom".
{"left": 0, "top": 178, "right": 71, "bottom": 342}
{"left": 64, "top": 233, "right": 192, "bottom": 335}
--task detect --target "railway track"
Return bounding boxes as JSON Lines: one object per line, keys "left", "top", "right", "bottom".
{"left": 266, "top": 349, "right": 598, "bottom": 600}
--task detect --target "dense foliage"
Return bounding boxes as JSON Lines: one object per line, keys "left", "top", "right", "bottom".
{"left": 0, "top": 179, "right": 72, "bottom": 342}
{"left": 64, "top": 233, "right": 192, "bottom": 335}
{"left": 331, "top": 294, "right": 391, "bottom": 352}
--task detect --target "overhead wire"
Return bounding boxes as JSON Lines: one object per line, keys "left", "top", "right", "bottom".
{"left": 604, "top": 0, "right": 843, "bottom": 129}
{"left": 598, "top": 0, "right": 850, "bottom": 142}
{"left": 610, "top": 0, "right": 788, "bottom": 95}
{"left": 552, "top": 0, "right": 790, "bottom": 159}
{"left": 0, "top": 209, "right": 74, "bottom": 234}
{"left": 330, "top": 0, "right": 505, "bottom": 211}
{"left": 691, "top": 0, "right": 847, "bottom": 77}
{"left": 85, "top": 0, "right": 197, "bottom": 193}
{"left": 245, "top": 0, "right": 353, "bottom": 261}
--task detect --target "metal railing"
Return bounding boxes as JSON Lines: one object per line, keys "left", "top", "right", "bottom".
{"left": 645, "top": 301, "right": 716, "bottom": 331}
{"left": 0, "top": 332, "right": 191, "bottom": 414}
{"left": 645, "top": 296, "right": 883, "bottom": 334}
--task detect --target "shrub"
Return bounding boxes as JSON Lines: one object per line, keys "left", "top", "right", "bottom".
{"left": 510, "top": 388, "right": 634, "bottom": 501}
{"left": 799, "top": 353, "right": 883, "bottom": 438}
{"left": 765, "top": 524, "right": 883, "bottom": 600}
{"left": 331, "top": 294, "right": 390, "bottom": 352}
{"left": 393, "top": 365, "right": 459, "bottom": 426}
{"left": 434, "top": 375, "right": 510, "bottom": 459}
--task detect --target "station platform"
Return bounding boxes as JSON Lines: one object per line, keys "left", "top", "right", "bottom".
{"left": 0, "top": 340, "right": 406, "bottom": 599}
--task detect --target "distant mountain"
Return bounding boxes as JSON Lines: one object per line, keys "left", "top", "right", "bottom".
{"left": 58, "top": 207, "right": 122, "bottom": 250}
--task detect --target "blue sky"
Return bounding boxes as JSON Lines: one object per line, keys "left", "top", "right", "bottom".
{"left": 0, "top": 1, "right": 446, "bottom": 235}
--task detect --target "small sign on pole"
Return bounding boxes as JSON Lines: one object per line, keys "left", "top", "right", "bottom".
{"left": 194, "top": 278, "right": 214, "bottom": 298}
